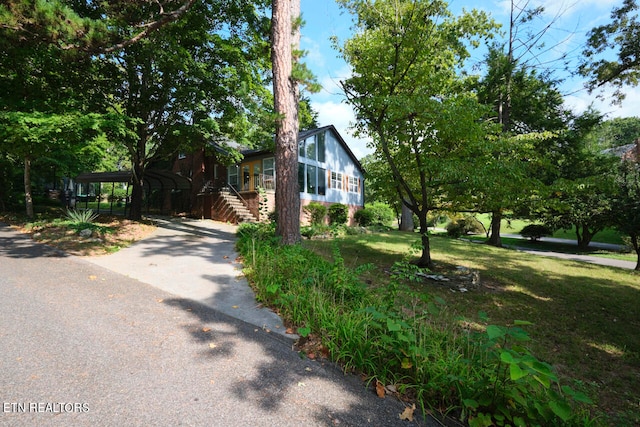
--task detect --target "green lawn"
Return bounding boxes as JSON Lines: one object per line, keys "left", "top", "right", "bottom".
{"left": 304, "top": 231, "right": 640, "bottom": 426}
{"left": 473, "top": 213, "right": 626, "bottom": 245}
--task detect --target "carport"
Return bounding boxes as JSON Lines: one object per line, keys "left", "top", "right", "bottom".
{"left": 74, "top": 170, "right": 192, "bottom": 216}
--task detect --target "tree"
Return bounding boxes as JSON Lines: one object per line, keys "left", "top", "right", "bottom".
{"left": 0, "top": 0, "right": 198, "bottom": 54}
{"left": 580, "top": 0, "right": 640, "bottom": 104}
{"left": 96, "top": 0, "right": 271, "bottom": 220}
{"left": 474, "top": 0, "right": 575, "bottom": 247}
{"left": 0, "top": 4, "right": 112, "bottom": 216}
{"left": 584, "top": 117, "right": 640, "bottom": 150}
{"left": 0, "top": 112, "right": 103, "bottom": 217}
{"left": 335, "top": 0, "right": 497, "bottom": 267}
{"left": 611, "top": 160, "right": 640, "bottom": 270}
{"left": 272, "top": 0, "right": 301, "bottom": 244}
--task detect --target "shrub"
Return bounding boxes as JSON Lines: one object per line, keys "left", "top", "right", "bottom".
{"left": 328, "top": 203, "right": 348, "bottom": 225}
{"left": 355, "top": 202, "right": 395, "bottom": 227}
{"left": 304, "top": 202, "right": 328, "bottom": 225}
{"left": 446, "top": 216, "right": 484, "bottom": 238}
{"left": 64, "top": 208, "right": 99, "bottom": 226}
{"left": 354, "top": 208, "right": 374, "bottom": 226}
{"left": 520, "top": 224, "right": 553, "bottom": 241}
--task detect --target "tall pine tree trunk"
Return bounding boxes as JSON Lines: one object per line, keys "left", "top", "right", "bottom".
{"left": 272, "top": 0, "right": 300, "bottom": 244}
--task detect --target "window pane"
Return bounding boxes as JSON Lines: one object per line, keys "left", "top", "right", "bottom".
{"left": 306, "top": 136, "right": 316, "bottom": 160}
{"left": 228, "top": 165, "right": 238, "bottom": 188}
{"left": 318, "top": 168, "right": 326, "bottom": 195}
{"left": 317, "top": 132, "right": 325, "bottom": 162}
{"left": 299, "top": 138, "right": 305, "bottom": 158}
{"left": 242, "top": 165, "right": 250, "bottom": 191}
{"left": 263, "top": 158, "right": 275, "bottom": 190}
{"left": 307, "top": 165, "right": 317, "bottom": 194}
{"left": 298, "top": 163, "right": 305, "bottom": 193}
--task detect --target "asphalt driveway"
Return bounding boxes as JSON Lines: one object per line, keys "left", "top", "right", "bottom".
{"left": 0, "top": 222, "right": 432, "bottom": 426}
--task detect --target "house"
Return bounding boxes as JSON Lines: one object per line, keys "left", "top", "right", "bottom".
{"left": 602, "top": 139, "right": 640, "bottom": 162}
{"left": 173, "top": 125, "right": 365, "bottom": 225}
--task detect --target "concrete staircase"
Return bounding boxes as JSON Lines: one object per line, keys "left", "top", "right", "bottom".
{"left": 215, "top": 189, "right": 257, "bottom": 224}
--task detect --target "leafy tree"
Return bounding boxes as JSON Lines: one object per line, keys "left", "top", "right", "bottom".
{"left": 524, "top": 109, "right": 615, "bottom": 249}
{"left": 473, "top": 0, "right": 576, "bottom": 247}
{"left": 611, "top": 160, "right": 640, "bottom": 270}
{"left": 584, "top": 117, "right": 640, "bottom": 150}
{"left": 94, "top": 0, "right": 271, "bottom": 220}
{"left": 335, "top": 0, "right": 497, "bottom": 267}
{"left": 580, "top": 0, "right": 640, "bottom": 104}
{"left": 0, "top": 112, "right": 103, "bottom": 217}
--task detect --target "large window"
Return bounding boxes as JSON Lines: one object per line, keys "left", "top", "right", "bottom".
{"left": 331, "top": 171, "right": 343, "bottom": 190}
{"left": 318, "top": 168, "right": 326, "bottom": 195}
{"left": 317, "top": 132, "right": 325, "bottom": 162}
{"left": 305, "top": 137, "right": 316, "bottom": 160}
{"left": 306, "top": 165, "right": 317, "bottom": 193}
{"left": 348, "top": 176, "right": 359, "bottom": 193}
{"left": 299, "top": 132, "right": 325, "bottom": 161}
{"left": 298, "top": 163, "right": 305, "bottom": 192}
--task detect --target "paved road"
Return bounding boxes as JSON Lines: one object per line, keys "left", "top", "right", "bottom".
{"left": 0, "top": 223, "right": 433, "bottom": 427}
{"left": 499, "top": 234, "right": 637, "bottom": 270}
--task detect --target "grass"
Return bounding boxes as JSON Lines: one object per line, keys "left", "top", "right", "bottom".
{"left": 473, "top": 213, "right": 626, "bottom": 246}
{"left": 303, "top": 231, "right": 640, "bottom": 426}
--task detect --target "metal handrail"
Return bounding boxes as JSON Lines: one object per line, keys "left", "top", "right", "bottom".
{"left": 224, "top": 183, "right": 249, "bottom": 207}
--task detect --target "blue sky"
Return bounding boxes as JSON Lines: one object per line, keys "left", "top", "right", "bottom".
{"left": 299, "top": 0, "right": 634, "bottom": 159}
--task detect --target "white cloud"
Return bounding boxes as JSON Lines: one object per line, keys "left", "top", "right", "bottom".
{"left": 565, "top": 84, "right": 640, "bottom": 119}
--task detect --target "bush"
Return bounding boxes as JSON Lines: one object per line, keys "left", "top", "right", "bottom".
{"left": 355, "top": 202, "right": 395, "bottom": 227}
{"left": 64, "top": 208, "right": 99, "bottom": 226}
{"left": 520, "top": 224, "right": 553, "bottom": 241}
{"left": 328, "top": 203, "right": 348, "bottom": 225}
{"left": 304, "top": 202, "right": 327, "bottom": 225}
{"left": 446, "top": 216, "right": 484, "bottom": 238}
{"left": 354, "top": 209, "right": 374, "bottom": 226}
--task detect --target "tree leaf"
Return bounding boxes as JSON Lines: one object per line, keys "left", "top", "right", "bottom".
{"left": 399, "top": 404, "right": 416, "bottom": 421}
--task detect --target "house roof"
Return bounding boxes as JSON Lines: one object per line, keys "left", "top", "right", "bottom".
{"left": 75, "top": 170, "right": 191, "bottom": 191}
{"left": 229, "top": 125, "right": 364, "bottom": 173}
{"left": 602, "top": 143, "right": 636, "bottom": 158}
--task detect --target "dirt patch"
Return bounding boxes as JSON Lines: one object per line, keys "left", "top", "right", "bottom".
{"left": 4, "top": 215, "right": 157, "bottom": 256}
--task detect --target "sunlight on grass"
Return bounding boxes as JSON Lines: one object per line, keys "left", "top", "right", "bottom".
{"left": 587, "top": 342, "right": 626, "bottom": 358}
{"left": 304, "top": 230, "right": 640, "bottom": 424}
{"left": 504, "top": 285, "right": 553, "bottom": 301}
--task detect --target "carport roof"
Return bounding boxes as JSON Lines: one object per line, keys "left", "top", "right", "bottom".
{"left": 75, "top": 170, "right": 191, "bottom": 191}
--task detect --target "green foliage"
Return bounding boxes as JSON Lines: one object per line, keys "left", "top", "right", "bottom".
{"left": 328, "top": 203, "right": 348, "bottom": 225}
{"left": 64, "top": 208, "right": 99, "bottom": 226}
{"left": 354, "top": 202, "right": 395, "bottom": 227}
{"left": 580, "top": 0, "right": 640, "bottom": 103}
{"left": 303, "top": 202, "right": 327, "bottom": 225}
{"left": 520, "top": 224, "right": 553, "bottom": 241}
{"left": 446, "top": 216, "right": 485, "bottom": 238}
{"left": 335, "top": 0, "right": 499, "bottom": 265}
{"left": 462, "top": 318, "right": 592, "bottom": 427}
{"left": 236, "top": 227, "right": 594, "bottom": 425}
{"left": 584, "top": 117, "right": 640, "bottom": 150}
